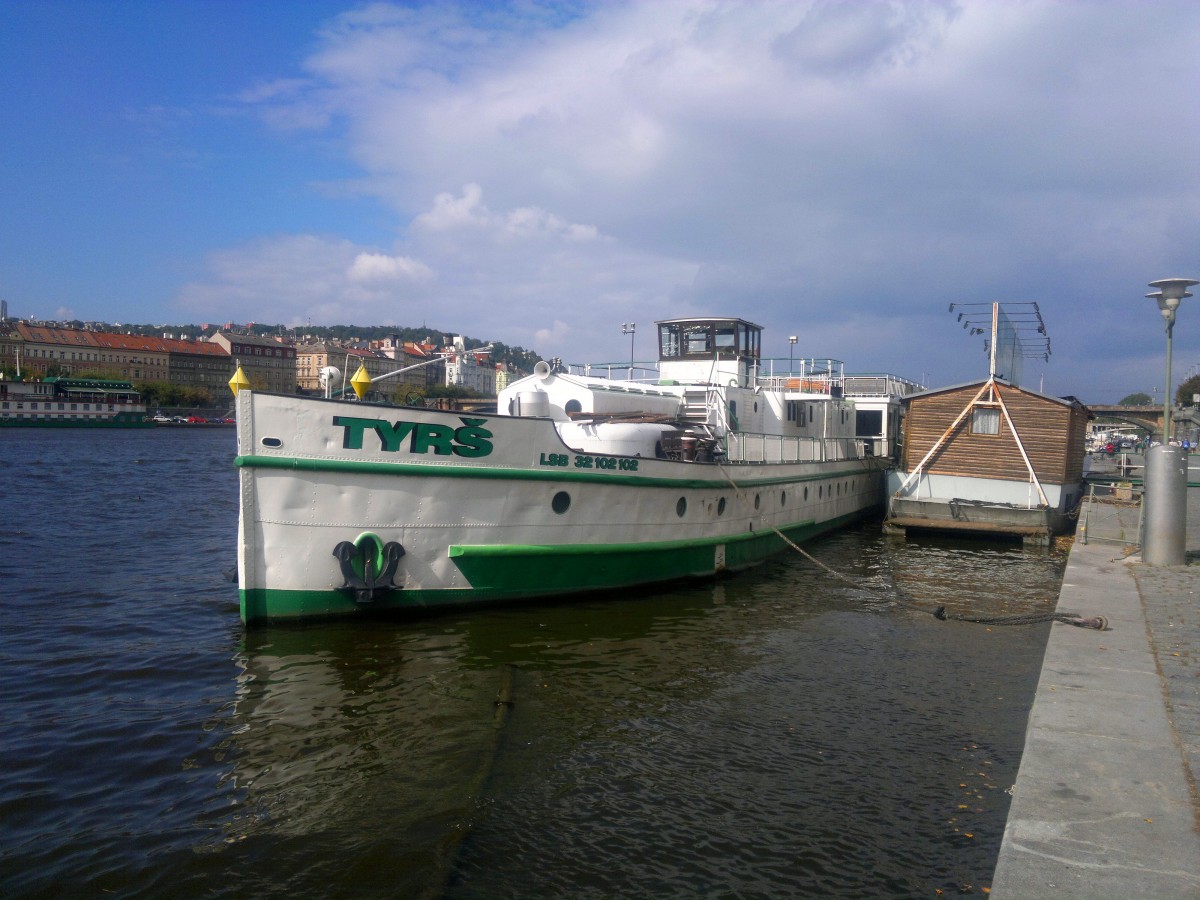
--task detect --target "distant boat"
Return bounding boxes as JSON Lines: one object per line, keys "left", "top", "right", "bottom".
{"left": 233, "top": 316, "right": 916, "bottom": 624}
{"left": 0, "top": 376, "right": 151, "bottom": 427}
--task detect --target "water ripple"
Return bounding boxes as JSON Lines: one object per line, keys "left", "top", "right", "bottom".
{"left": 0, "top": 432, "right": 1061, "bottom": 897}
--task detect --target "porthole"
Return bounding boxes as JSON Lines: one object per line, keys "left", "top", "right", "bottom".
{"left": 804, "top": 486, "right": 809, "bottom": 501}
{"left": 753, "top": 401, "right": 759, "bottom": 413}
{"left": 780, "top": 491, "right": 787, "bottom": 507}
{"left": 565, "top": 399, "right": 582, "bottom": 414}
{"left": 717, "top": 497, "right": 726, "bottom": 516}
{"left": 261, "top": 437, "right": 282, "bottom": 447}
{"left": 819, "top": 485, "right": 823, "bottom": 498}
{"left": 836, "top": 483, "right": 841, "bottom": 496}
{"left": 552, "top": 491, "right": 571, "bottom": 514}
{"left": 754, "top": 493, "right": 761, "bottom": 510}
{"left": 676, "top": 497, "right": 687, "bottom": 517}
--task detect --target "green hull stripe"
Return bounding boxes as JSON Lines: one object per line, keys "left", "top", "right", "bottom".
{"left": 236, "top": 452, "right": 877, "bottom": 490}
{"left": 239, "top": 511, "right": 869, "bottom": 623}
{"left": 446, "top": 520, "right": 813, "bottom": 558}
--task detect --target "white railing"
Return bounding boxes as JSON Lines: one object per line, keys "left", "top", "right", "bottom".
{"left": 724, "top": 431, "right": 864, "bottom": 463}
{"left": 842, "top": 374, "right": 924, "bottom": 397}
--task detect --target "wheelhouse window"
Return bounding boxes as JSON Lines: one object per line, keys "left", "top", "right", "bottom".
{"left": 657, "top": 320, "right": 762, "bottom": 361}
{"left": 971, "top": 406, "right": 1001, "bottom": 435}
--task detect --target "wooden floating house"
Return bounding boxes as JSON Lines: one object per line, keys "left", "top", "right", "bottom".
{"left": 884, "top": 303, "right": 1091, "bottom": 545}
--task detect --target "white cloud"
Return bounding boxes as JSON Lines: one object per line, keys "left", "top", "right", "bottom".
{"left": 347, "top": 252, "right": 433, "bottom": 283}
{"left": 218, "top": 0, "right": 1200, "bottom": 396}
{"left": 175, "top": 185, "right": 697, "bottom": 354}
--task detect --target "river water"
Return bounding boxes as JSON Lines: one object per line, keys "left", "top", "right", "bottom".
{"left": 0, "top": 428, "right": 1065, "bottom": 897}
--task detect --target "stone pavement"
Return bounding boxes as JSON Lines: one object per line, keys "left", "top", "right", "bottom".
{"left": 990, "top": 535, "right": 1200, "bottom": 897}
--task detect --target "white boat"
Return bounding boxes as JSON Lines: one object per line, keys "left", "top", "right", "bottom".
{"left": 234, "top": 317, "right": 913, "bottom": 623}
{"left": 0, "top": 377, "right": 151, "bottom": 427}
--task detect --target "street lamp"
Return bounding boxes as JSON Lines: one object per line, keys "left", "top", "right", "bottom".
{"left": 621, "top": 322, "right": 636, "bottom": 378}
{"left": 1148, "top": 277, "right": 1198, "bottom": 441}
{"left": 1143, "top": 276, "right": 1198, "bottom": 566}
{"left": 788, "top": 335, "right": 797, "bottom": 374}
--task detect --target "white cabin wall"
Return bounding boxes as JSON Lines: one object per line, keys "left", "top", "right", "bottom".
{"left": 659, "top": 357, "right": 749, "bottom": 386}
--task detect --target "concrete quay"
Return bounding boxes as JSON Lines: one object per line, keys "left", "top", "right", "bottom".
{"left": 991, "top": 535, "right": 1200, "bottom": 897}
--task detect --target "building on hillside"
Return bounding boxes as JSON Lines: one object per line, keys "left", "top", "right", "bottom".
{"left": 371, "top": 335, "right": 444, "bottom": 393}
{"left": 295, "top": 341, "right": 340, "bottom": 394}
{"left": 443, "top": 338, "right": 496, "bottom": 394}
{"left": 495, "top": 362, "right": 516, "bottom": 393}
{"left": 161, "top": 337, "right": 232, "bottom": 397}
{"left": 296, "top": 339, "right": 433, "bottom": 397}
{"left": 0, "top": 323, "right": 24, "bottom": 374}
{"left": 10, "top": 323, "right": 154, "bottom": 380}
{"left": 209, "top": 331, "right": 297, "bottom": 394}
{"left": 4, "top": 324, "right": 235, "bottom": 399}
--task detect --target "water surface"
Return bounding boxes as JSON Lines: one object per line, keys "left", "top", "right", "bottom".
{"left": 0, "top": 428, "right": 1063, "bottom": 897}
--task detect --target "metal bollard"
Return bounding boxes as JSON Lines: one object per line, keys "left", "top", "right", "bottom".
{"left": 1143, "top": 444, "right": 1187, "bottom": 565}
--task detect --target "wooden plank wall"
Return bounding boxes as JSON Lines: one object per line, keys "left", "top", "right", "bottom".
{"left": 901, "top": 382, "right": 1088, "bottom": 485}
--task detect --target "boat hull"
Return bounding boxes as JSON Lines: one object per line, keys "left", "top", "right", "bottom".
{"left": 0, "top": 412, "right": 152, "bottom": 427}
{"left": 235, "top": 391, "right": 886, "bottom": 623}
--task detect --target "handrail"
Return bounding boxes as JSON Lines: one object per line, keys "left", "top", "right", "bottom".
{"left": 724, "top": 430, "right": 864, "bottom": 464}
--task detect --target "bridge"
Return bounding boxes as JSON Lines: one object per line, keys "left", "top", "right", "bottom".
{"left": 1086, "top": 404, "right": 1200, "bottom": 441}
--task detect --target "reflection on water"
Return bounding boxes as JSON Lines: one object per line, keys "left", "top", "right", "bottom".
{"left": 207, "top": 525, "right": 1061, "bottom": 898}
{"left": 0, "top": 431, "right": 1064, "bottom": 897}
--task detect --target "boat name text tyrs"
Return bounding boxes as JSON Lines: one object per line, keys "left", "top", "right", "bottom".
{"left": 333, "top": 415, "right": 494, "bottom": 457}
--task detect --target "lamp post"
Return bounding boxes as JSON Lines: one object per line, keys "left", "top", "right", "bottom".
{"left": 621, "top": 322, "right": 636, "bottom": 378}
{"left": 1148, "top": 278, "right": 1198, "bottom": 441}
{"left": 788, "top": 335, "right": 797, "bottom": 374}
{"left": 1143, "top": 277, "right": 1198, "bottom": 566}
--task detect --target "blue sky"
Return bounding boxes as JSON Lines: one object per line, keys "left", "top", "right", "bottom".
{"left": 2, "top": 0, "right": 1198, "bottom": 402}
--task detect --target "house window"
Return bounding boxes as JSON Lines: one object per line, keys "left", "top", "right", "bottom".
{"left": 971, "top": 407, "right": 1001, "bottom": 435}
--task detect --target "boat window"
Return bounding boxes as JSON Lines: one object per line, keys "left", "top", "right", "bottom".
{"left": 552, "top": 491, "right": 571, "bottom": 514}
{"left": 717, "top": 497, "right": 726, "bottom": 516}
{"left": 659, "top": 324, "right": 680, "bottom": 359}
{"left": 754, "top": 493, "right": 760, "bottom": 510}
{"left": 739, "top": 326, "right": 758, "bottom": 362}
{"left": 714, "top": 324, "right": 737, "bottom": 356}
{"left": 564, "top": 399, "right": 582, "bottom": 415}
{"left": 676, "top": 497, "right": 687, "bottom": 517}
{"left": 780, "top": 491, "right": 787, "bottom": 506}
{"left": 684, "top": 325, "right": 711, "bottom": 355}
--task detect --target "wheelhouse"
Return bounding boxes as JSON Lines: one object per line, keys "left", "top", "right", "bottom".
{"left": 657, "top": 317, "right": 762, "bottom": 386}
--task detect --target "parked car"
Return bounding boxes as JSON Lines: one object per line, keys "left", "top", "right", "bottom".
{"left": 151, "top": 414, "right": 172, "bottom": 424}
{"left": 186, "top": 415, "right": 207, "bottom": 424}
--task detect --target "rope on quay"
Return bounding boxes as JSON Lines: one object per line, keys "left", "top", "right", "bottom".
{"left": 715, "top": 463, "right": 1109, "bottom": 631}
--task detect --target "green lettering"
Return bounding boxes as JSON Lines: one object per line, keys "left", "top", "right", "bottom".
{"left": 375, "top": 420, "right": 416, "bottom": 452}
{"left": 454, "top": 422, "right": 494, "bottom": 458}
{"left": 333, "top": 415, "right": 377, "bottom": 450}
{"left": 411, "top": 423, "right": 456, "bottom": 455}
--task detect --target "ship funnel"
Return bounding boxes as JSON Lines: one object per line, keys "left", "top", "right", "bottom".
{"left": 515, "top": 390, "right": 550, "bottom": 418}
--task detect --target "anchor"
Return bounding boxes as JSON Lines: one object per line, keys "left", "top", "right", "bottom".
{"left": 332, "top": 535, "right": 406, "bottom": 604}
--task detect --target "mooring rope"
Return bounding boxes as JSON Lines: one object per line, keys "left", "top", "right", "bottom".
{"left": 714, "top": 463, "right": 1108, "bottom": 630}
